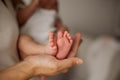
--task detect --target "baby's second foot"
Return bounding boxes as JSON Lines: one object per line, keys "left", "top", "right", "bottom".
{"left": 45, "top": 32, "right": 57, "bottom": 56}
{"left": 56, "top": 31, "right": 73, "bottom": 59}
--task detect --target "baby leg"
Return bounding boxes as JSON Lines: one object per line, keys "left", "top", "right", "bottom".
{"left": 44, "top": 32, "right": 57, "bottom": 56}
{"left": 56, "top": 31, "right": 73, "bottom": 59}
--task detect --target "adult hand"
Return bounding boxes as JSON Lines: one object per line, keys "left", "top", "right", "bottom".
{"left": 26, "top": 32, "right": 82, "bottom": 77}
{"left": 68, "top": 32, "right": 82, "bottom": 58}
{"left": 24, "top": 54, "right": 83, "bottom": 77}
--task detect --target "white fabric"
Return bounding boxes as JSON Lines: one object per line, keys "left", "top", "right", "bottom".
{"left": 21, "top": 0, "right": 57, "bottom": 44}
{"left": 0, "top": 0, "right": 19, "bottom": 70}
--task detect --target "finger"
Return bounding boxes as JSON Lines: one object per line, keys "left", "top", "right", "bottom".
{"left": 68, "top": 32, "right": 82, "bottom": 57}
{"left": 57, "top": 58, "right": 83, "bottom": 71}
{"left": 62, "top": 69, "right": 69, "bottom": 73}
{"left": 41, "top": 76, "right": 46, "bottom": 80}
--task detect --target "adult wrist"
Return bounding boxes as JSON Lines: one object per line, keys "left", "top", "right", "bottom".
{"left": 0, "top": 61, "right": 35, "bottom": 80}
{"left": 23, "top": 60, "right": 35, "bottom": 77}
{"left": 24, "top": 57, "right": 43, "bottom": 77}
{"left": 15, "top": 60, "right": 35, "bottom": 79}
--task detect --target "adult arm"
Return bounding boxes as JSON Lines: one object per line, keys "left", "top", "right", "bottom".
{"left": 0, "top": 54, "right": 82, "bottom": 80}
{"left": 17, "top": 0, "right": 39, "bottom": 26}
{"left": 0, "top": 61, "right": 33, "bottom": 80}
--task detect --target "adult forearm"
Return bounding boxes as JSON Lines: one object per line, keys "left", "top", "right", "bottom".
{"left": 0, "top": 61, "right": 34, "bottom": 80}
{"left": 17, "top": 0, "right": 39, "bottom": 25}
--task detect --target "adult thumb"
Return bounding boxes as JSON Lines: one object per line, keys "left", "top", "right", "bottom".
{"left": 57, "top": 57, "right": 83, "bottom": 71}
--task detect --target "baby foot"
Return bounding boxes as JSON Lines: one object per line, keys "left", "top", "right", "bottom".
{"left": 45, "top": 32, "right": 57, "bottom": 56}
{"left": 56, "top": 31, "right": 73, "bottom": 59}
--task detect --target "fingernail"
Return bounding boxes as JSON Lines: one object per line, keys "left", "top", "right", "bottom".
{"left": 76, "top": 59, "right": 83, "bottom": 64}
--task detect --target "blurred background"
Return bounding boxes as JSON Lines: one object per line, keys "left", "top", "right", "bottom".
{"left": 59, "top": 0, "right": 120, "bottom": 36}
{"left": 48, "top": 0, "right": 120, "bottom": 80}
